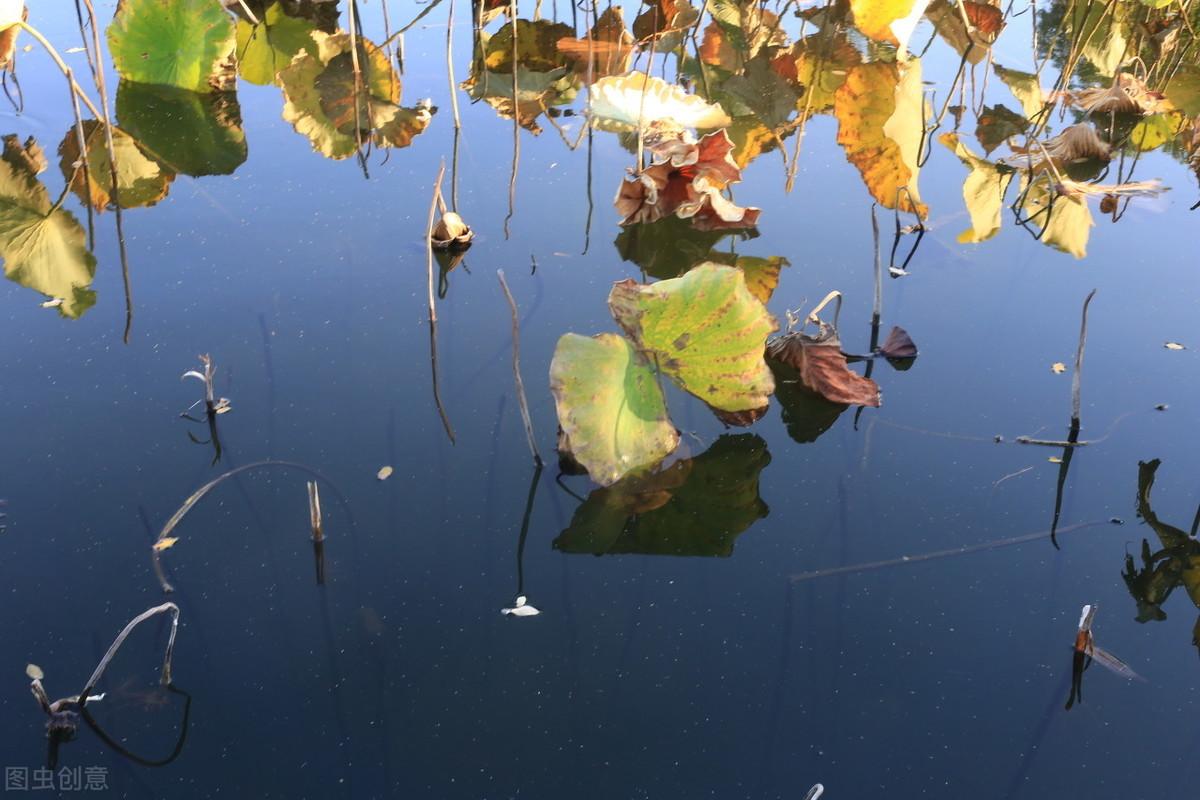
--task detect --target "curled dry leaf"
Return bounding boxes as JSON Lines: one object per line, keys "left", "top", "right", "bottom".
{"left": 879, "top": 326, "right": 918, "bottom": 359}
{"left": 377, "top": 465, "right": 394, "bottom": 481}
{"left": 767, "top": 335, "right": 881, "bottom": 407}
{"left": 1008, "top": 124, "right": 1112, "bottom": 171}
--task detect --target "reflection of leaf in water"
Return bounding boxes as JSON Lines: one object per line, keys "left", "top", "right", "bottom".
{"left": 589, "top": 73, "right": 729, "bottom": 133}
{"left": 279, "top": 31, "right": 432, "bottom": 158}
{"left": 613, "top": 214, "right": 736, "bottom": 278}
{"left": 975, "top": 103, "right": 1027, "bottom": 153}
{"left": 787, "top": 34, "right": 860, "bottom": 114}
{"left": 770, "top": 364, "right": 848, "bottom": 444}
{"left": 0, "top": 135, "right": 96, "bottom": 318}
{"left": 717, "top": 51, "right": 799, "bottom": 130}
{"left": 849, "top": 0, "right": 932, "bottom": 55}
{"left": 705, "top": 0, "right": 783, "bottom": 57}
{"left": 632, "top": 0, "right": 699, "bottom": 43}
{"left": 1130, "top": 112, "right": 1183, "bottom": 152}
{"left": 549, "top": 333, "right": 679, "bottom": 487}
{"left": 940, "top": 132, "right": 1014, "bottom": 243}
{"left": 483, "top": 19, "right": 574, "bottom": 73}
{"left": 1123, "top": 460, "right": 1200, "bottom": 626}
{"left": 925, "top": 0, "right": 1001, "bottom": 64}
{"left": 116, "top": 81, "right": 248, "bottom": 177}
{"left": 1165, "top": 66, "right": 1200, "bottom": 117}
{"left": 993, "top": 65, "right": 1046, "bottom": 119}
{"left": 1018, "top": 175, "right": 1094, "bottom": 259}
{"left": 609, "top": 263, "right": 778, "bottom": 412}
{"left": 108, "top": 0, "right": 236, "bottom": 93}
{"left": 554, "top": 434, "right": 770, "bottom": 557}
{"left": 235, "top": 1, "right": 317, "bottom": 86}
{"left": 462, "top": 64, "right": 578, "bottom": 134}
{"left": 725, "top": 115, "right": 778, "bottom": 168}
{"left": 1078, "top": 1, "right": 1130, "bottom": 78}
{"left": 57, "top": 121, "right": 174, "bottom": 210}
{"left": 834, "top": 60, "right": 928, "bottom": 217}
{"left": 556, "top": 6, "right": 634, "bottom": 80}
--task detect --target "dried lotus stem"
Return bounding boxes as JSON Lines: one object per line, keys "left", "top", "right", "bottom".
{"left": 497, "top": 270, "right": 542, "bottom": 466}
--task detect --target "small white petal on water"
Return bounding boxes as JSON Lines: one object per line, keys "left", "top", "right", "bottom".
{"left": 41, "top": 298, "right": 63, "bottom": 308}
{"left": 1164, "top": 341, "right": 1186, "bottom": 350}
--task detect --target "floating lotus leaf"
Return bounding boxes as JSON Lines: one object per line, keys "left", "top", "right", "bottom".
{"left": 57, "top": 120, "right": 174, "bottom": 210}
{"left": 549, "top": 332, "right": 680, "bottom": 486}
{"left": 940, "top": 132, "right": 1013, "bottom": 243}
{"left": 834, "top": 60, "right": 928, "bottom": 217}
{"left": 554, "top": 434, "right": 770, "bottom": 557}
{"left": 608, "top": 263, "right": 778, "bottom": 412}
{"left": 116, "top": 81, "right": 247, "bottom": 177}
{"left": 0, "top": 135, "right": 96, "bottom": 317}
{"left": 235, "top": 2, "right": 317, "bottom": 86}
{"left": 108, "top": 0, "right": 236, "bottom": 93}
{"left": 279, "top": 31, "right": 432, "bottom": 159}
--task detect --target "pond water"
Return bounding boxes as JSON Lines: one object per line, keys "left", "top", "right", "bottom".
{"left": 1, "top": 1, "right": 1199, "bottom": 798}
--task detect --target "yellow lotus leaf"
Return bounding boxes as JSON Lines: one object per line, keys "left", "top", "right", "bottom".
{"left": 1018, "top": 176, "right": 1094, "bottom": 259}
{"left": 834, "top": 60, "right": 928, "bottom": 217}
{"left": 849, "top": 0, "right": 932, "bottom": 56}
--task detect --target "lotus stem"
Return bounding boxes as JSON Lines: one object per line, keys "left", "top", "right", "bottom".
{"left": 1072, "top": 289, "right": 1096, "bottom": 425}
{"left": 80, "top": 603, "right": 181, "bottom": 704}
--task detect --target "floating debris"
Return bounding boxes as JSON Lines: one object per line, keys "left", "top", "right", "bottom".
{"left": 1164, "top": 341, "right": 1186, "bottom": 351}
{"left": 501, "top": 595, "right": 540, "bottom": 617}
{"left": 152, "top": 537, "right": 179, "bottom": 552}
{"left": 25, "top": 664, "right": 43, "bottom": 681}
{"left": 1051, "top": 362, "right": 1066, "bottom": 374}
{"left": 376, "top": 466, "right": 394, "bottom": 481}
{"left": 1154, "top": 404, "right": 1168, "bottom": 411}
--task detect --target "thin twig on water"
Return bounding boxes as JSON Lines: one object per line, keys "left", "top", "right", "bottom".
{"left": 791, "top": 520, "right": 1111, "bottom": 582}
{"left": 425, "top": 161, "right": 456, "bottom": 443}
{"left": 1072, "top": 289, "right": 1097, "bottom": 425}
{"left": 497, "top": 270, "right": 542, "bottom": 466}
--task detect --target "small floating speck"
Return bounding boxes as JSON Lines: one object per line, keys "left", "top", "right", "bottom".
{"left": 377, "top": 466, "right": 394, "bottom": 481}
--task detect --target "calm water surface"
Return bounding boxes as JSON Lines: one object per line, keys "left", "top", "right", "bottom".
{"left": 2, "top": 2, "right": 1199, "bottom": 798}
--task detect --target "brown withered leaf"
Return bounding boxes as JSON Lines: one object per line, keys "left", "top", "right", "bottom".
{"left": 879, "top": 326, "right": 918, "bottom": 359}
{"left": 963, "top": 2, "right": 1004, "bottom": 37}
{"left": 556, "top": 7, "right": 634, "bottom": 80}
{"left": 766, "top": 334, "right": 881, "bottom": 407}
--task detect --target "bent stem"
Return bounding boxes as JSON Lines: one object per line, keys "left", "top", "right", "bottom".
{"left": 497, "top": 269, "right": 542, "bottom": 466}
{"left": 79, "top": 602, "right": 181, "bottom": 705}
{"left": 424, "top": 162, "right": 456, "bottom": 443}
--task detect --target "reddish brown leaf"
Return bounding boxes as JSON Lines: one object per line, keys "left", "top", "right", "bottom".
{"left": 879, "top": 326, "right": 918, "bottom": 359}
{"left": 963, "top": 1, "right": 1004, "bottom": 37}
{"left": 766, "top": 334, "right": 880, "bottom": 407}
{"left": 633, "top": 0, "right": 687, "bottom": 41}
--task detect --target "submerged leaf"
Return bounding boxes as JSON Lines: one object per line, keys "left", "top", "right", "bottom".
{"left": 108, "top": 0, "right": 236, "bottom": 93}
{"left": 549, "top": 333, "right": 679, "bottom": 486}
{"left": 608, "top": 263, "right": 778, "bottom": 412}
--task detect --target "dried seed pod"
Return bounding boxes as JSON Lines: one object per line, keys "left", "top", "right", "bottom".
{"left": 431, "top": 212, "right": 474, "bottom": 250}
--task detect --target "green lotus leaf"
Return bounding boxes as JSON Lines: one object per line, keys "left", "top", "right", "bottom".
{"left": 549, "top": 332, "right": 680, "bottom": 487}
{"left": 235, "top": 2, "right": 317, "bottom": 86}
{"left": 554, "top": 434, "right": 770, "bottom": 557}
{"left": 705, "top": 253, "right": 788, "bottom": 304}
{"left": 57, "top": 120, "right": 174, "bottom": 210}
{"left": 279, "top": 31, "right": 433, "bottom": 159}
{"left": 116, "top": 81, "right": 247, "bottom": 177}
{"left": 107, "top": 0, "right": 236, "bottom": 93}
{"left": 0, "top": 135, "right": 96, "bottom": 318}
{"left": 607, "top": 263, "right": 778, "bottom": 412}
